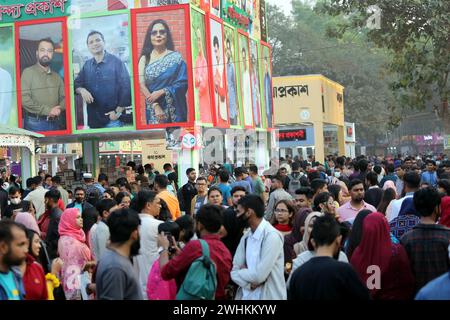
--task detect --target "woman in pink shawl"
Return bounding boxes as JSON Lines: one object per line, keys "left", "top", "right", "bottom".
{"left": 382, "top": 180, "right": 398, "bottom": 199}
{"left": 14, "top": 211, "right": 41, "bottom": 236}
{"left": 57, "top": 208, "right": 92, "bottom": 300}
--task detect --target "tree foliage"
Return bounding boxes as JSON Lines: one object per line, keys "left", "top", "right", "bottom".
{"left": 317, "top": 0, "right": 450, "bottom": 134}
{"left": 267, "top": 0, "right": 401, "bottom": 144}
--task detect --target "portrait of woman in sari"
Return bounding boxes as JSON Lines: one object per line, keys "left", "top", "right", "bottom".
{"left": 138, "top": 19, "right": 188, "bottom": 125}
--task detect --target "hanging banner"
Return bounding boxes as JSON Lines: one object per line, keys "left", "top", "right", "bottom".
{"left": 0, "top": 0, "right": 70, "bottom": 23}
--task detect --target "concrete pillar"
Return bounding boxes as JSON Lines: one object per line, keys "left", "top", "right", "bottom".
{"left": 314, "top": 122, "right": 325, "bottom": 164}
{"left": 82, "top": 140, "right": 100, "bottom": 177}
{"left": 68, "top": 156, "right": 75, "bottom": 170}
{"left": 52, "top": 155, "right": 58, "bottom": 175}
{"left": 337, "top": 125, "right": 345, "bottom": 156}
{"left": 20, "top": 147, "right": 36, "bottom": 189}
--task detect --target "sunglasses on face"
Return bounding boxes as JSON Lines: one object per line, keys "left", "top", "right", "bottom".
{"left": 151, "top": 29, "right": 167, "bottom": 36}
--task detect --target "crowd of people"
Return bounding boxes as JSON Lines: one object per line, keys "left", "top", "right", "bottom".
{"left": 0, "top": 153, "right": 449, "bottom": 300}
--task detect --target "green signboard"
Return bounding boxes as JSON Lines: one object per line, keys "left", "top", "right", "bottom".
{"left": 0, "top": 0, "right": 70, "bottom": 23}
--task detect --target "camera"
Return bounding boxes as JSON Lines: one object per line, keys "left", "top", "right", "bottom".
{"left": 164, "top": 232, "right": 177, "bottom": 255}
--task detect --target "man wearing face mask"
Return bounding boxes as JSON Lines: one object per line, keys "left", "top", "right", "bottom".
{"left": 221, "top": 186, "right": 248, "bottom": 256}
{"left": 288, "top": 215, "right": 370, "bottom": 300}
{"left": 96, "top": 208, "right": 143, "bottom": 300}
{"left": 3, "top": 186, "right": 31, "bottom": 220}
{"left": 158, "top": 204, "right": 232, "bottom": 300}
{"left": 231, "top": 195, "right": 287, "bottom": 300}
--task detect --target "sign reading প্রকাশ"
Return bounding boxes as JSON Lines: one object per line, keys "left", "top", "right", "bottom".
{"left": 0, "top": 0, "right": 70, "bottom": 23}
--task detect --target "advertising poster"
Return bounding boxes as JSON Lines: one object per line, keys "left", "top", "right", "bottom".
{"left": 237, "top": 31, "right": 253, "bottom": 127}
{"left": 139, "top": 0, "right": 189, "bottom": 8}
{"left": 190, "top": 8, "right": 213, "bottom": 124}
{"left": 260, "top": 42, "right": 273, "bottom": 128}
{"left": 249, "top": 38, "right": 262, "bottom": 128}
{"left": 259, "top": 0, "right": 267, "bottom": 42}
{"left": 210, "top": 0, "right": 220, "bottom": 17}
{"left": 131, "top": 5, "right": 194, "bottom": 129}
{"left": 70, "top": 12, "right": 134, "bottom": 132}
{"left": 207, "top": 15, "right": 229, "bottom": 127}
{"left": 16, "top": 18, "right": 72, "bottom": 135}
{"left": 252, "top": 0, "right": 261, "bottom": 40}
{"left": 0, "top": 25, "right": 18, "bottom": 126}
{"left": 223, "top": 23, "right": 241, "bottom": 126}
{"left": 71, "top": 0, "right": 133, "bottom": 13}
{"left": 221, "top": 0, "right": 252, "bottom": 34}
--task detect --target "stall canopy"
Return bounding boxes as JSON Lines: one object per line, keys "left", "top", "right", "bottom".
{"left": 0, "top": 125, "right": 43, "bottom": 154}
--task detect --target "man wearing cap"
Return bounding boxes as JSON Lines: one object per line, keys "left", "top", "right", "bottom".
{"left": 421, "top": 160, "right": 438, "bottom": 188}
{"left": 83, "top": 173, "right": 104, "bottom": 206}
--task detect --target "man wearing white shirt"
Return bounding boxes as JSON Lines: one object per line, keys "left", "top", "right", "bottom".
{"left": 386, "top": 171, "right": 420, "bottom": 222}
{"left": 133, "top": 190, "right": 163, "bottom": 299}
{"left": 0, "top": 67, "right": 12, "bottom": 124}
{"left": 23, "top": 176, "right": 47, "bottom": 219}
{"left": 232, "top": 195, "right": 287, "bottom": 300}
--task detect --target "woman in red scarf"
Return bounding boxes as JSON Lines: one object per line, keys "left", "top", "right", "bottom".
{"left": 271, "top": 200, "right": 296, "bottom": 236}
{"left": 350, "top": 212, "right": 415, "bottom": 300}
{"left": 439, "top": 196, "right": 450, "bottom": 228}
{"left": 19, "top": 229, "right": 48, "bottom": 300}
{"left": 57, "top": 208, "right": 92, "bottom": 300}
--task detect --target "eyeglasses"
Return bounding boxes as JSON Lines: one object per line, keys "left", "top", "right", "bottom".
{"left": 275, "top": 208, "right": 289, "bottom": 213}
{"left": 151, "top": 29, "right": 167, "bottom": 36}
{"left": 196, "top": 183, "right": 207, "bottom": 186}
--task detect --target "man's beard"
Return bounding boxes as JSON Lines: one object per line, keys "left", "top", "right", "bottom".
{"left": 237, "top": 213, "right": 249, "bottom": 229}
{"left": 130, "top": 237, "right": 141, "bottom": 257}
{"left": 3, "top": 250, "right": 24, "bottom": 267}
{"left": 39, "top": 56, "right": 51, "bottom": 67}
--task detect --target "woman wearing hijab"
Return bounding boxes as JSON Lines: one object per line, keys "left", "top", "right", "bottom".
{"left": 439, "top": 196, "right": 450, "bottom": 228}
{"left": 389, "top": 197, "right": 420, "bottom": 241}
{"left": 58, "top": 208, "right": 93, "bottom": 300}
{"left": 345, "top": 210, "right": 373, "bottom": 260}
{"left": 293, "top": 212, "right": 323, "bottom": 256}
{"left": 283, "top": 208, "right": 312, "bottom": 265}
{"left": 350, "top": 212, "right": 415, "bottom": 300}
{"left": 287, "top": 212, "right": 349, "bottom": 288}
{"left": 14, "top": 211, "right": 40, "bottom": 235}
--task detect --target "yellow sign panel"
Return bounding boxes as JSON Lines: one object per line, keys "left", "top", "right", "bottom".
{"left": 141, "top": 139, "right": 173, "bottom": 172}
{"left": 273, "top": 75, "right": 345, "bottom": 126}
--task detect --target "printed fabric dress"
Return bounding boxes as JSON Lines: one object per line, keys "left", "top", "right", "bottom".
{"left": 58, "top": 235, "right": 92, "bottom": 300}
{"left": 144, "top": 51, "right": 188, "bottom": 124}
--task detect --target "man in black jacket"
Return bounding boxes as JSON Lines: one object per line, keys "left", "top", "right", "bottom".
{"left": 180, "top": 168, "right": 197, "bottom": 216}
{"left": 364, "top": 171, "right": 383, "bottom": 208}
{"left": 45, "top": 189, "right": 63, "bottom": 260}
{"left": 0, "top": 178, "right": 9, "bottom": 219}
{"left": 3, "top": 186, "right": 31, "bottom": 219}
{"left": 66, "top": 187, "right": 94, "bottom": 214}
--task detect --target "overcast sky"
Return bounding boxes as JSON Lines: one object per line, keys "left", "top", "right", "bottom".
{"left": 267, "top": 0, "right": 292, "bottom": 16}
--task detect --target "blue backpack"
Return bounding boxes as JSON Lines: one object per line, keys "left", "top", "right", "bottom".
{"left": 176, "top": 239, "right": 217, "bottom": 300}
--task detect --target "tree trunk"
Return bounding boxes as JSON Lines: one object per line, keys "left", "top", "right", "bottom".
{"left": 442, "top": 100, "right": 449, "bottom": 136}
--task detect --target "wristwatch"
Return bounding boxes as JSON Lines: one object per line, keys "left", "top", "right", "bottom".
{"left": 158, "top": 247, "right": 168, "bottom": 255}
